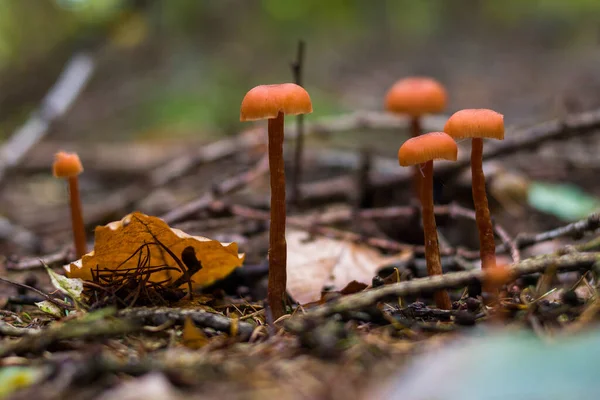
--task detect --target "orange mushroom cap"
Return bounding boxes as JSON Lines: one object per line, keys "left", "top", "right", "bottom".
{"left": 398, "top": 132, "right": 458, "bottom": 166}
{"left": 385, "top": 77, "right": 447, "bottom": 116}
{"left": 240, "top": 83, "right": 313, "bottom": 121}
{"left": 444, "top": 109, "right": 505, "bottom": 140}
{"left": 53, "top": 151, "right": 83, "bottom": 177}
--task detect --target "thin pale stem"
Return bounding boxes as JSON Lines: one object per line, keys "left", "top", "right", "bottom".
{"left": 268, "top": 112, "right": 287, "bottom": 319}
{"left": 421, "top": 161, "right": 451, "bottom": 309}
{"left": 410, "top": 116, "right": 422, "bottom": 199}
{"left": 68, "top": 176, "right": 87, "bottom": 258}
{"left": 291, "top": 113, "right": 305, "bottom": 207}
{"left": 471, "top": 137, "right": 497, "bottom": 270}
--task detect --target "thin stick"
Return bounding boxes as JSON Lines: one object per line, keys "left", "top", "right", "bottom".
{"left": 285, "top": 252, "right": 600, "bottom": 332}
{"left": 0, "top": 276, "right": 73, "bottom": 311}
{"left": 290, "top": 40, "right": 306, "bottom": 207}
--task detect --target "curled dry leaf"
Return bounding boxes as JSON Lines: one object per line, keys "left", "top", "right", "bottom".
{"left": 286, "top": 229, "right": 412, "bottom": 305}
{"left": 64, "top": 212, "right": 244, "bottom": 288}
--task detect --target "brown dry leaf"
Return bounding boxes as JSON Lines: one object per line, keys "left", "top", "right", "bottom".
{"left": 181, "top": 317, "right": 209, "bottom": 349}
{"left": 64, "top": 212, "right": 244, "bottom": 287}
{"left": 286, "top": 229, "right": 411, "bottom": 304}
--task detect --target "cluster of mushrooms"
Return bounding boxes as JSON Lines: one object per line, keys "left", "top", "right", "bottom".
{"left": 51, "top": 78, "right": 505, "bottom": 320}
{"left": 240, "top": 78, "right": 504, "bottom": 317}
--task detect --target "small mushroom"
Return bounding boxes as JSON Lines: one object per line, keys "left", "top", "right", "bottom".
{"left": 385, "top": 77, "right": 447, "bottom": 197}
{"left": 240, "top": 83, "right": 312, "bottom": 319}
{"left": 398, "top": 132, "right": 457, "bottom": 310}
{"left": 53, "top": 151, "right": 87, "bottom": 258}
{"left": 444, "top": 109, "right": 504, "bottom": 270}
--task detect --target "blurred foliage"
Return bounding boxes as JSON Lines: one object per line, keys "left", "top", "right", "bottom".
{"left": 528, "top": 182, "right": 600, "bottom": 221}
{"left": 1, "top": 0, "right": 600, "bottom": 136}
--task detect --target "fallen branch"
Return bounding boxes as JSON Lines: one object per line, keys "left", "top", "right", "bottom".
{"left": 118, "top": 306, "right": 254, "bottom": 340}
{"left": 285, "top": 252, "right": 600, "bottom": 332}
{"left": 290, "top": 40, "right": 306, "bottom": 207}
{"left": 0, "top": 314, "right": 139, "bottom": 357}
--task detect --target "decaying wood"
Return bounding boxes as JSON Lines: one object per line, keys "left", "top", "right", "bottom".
{"left": 118, "top": 306, "right": 255, "bottom": 340}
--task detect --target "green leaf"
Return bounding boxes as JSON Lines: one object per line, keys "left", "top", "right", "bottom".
{"left": 35, "top": 301, "right": 63, "bottom": 318}
{"left": 44, "top": 265, "right": 83, "bottom": 302}
{"left": 527, "top": 181, "right": 600, "bottom": 221}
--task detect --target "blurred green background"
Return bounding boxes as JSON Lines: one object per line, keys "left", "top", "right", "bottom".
{"left": 1, "top": 0, "right": 600, "bottom": 142}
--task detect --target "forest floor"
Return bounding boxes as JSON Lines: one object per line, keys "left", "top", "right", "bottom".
{"left": 2, "top": 28, "right": 600, "bottom": 399}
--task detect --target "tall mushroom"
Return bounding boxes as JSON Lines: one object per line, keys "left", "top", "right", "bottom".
{"left": 53, "top": 151, "right": 87, "bottom": 259}
{"left": 398, "top": 132, "right": 457, "bottom": 310}
{"left": 240, "top": 83, "right": 312, "bottom": 319}
{"left": 385, "top": 77, "right": 447, "bottom": 197}
{"left": 444, "top": 109, "right": 504, "bottom": 270}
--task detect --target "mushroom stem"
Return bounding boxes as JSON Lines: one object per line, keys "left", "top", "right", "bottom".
{"left": 410, "top": 116, "right": 422, "bottom": 198}
{"left": 471, "top": 137, "right": 497, "bottom": 270}
{"left": 421, "top": 160, "right": 452, "bottom": 310}
{"left": 68, "top": 176, "right": 87, "bottom": 258}
{"left": 267, "top": 111, "right": 287, "bottom": 319}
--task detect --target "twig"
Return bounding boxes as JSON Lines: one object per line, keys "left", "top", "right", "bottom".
{"left": 494, "top": 224, "right": 520, "bottom": 263}
{"left": 117, "top": 307, "right": 254, "bottom": 340}
{"left": 0, "top": 276, "right": 73, "bottom": 311}
{"left": 285, "top": 252, "right": 600, "bottom": 332}
{"left": 0, "top": 53, "right": 94, "bottom": 185}
{"left": 290, "top": 40, "right": 306, "bottom": 207}
{"left": 511, "top": 212, "right": 600, "bottom": 251}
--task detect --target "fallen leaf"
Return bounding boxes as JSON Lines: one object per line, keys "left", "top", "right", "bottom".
{"left": 35, "top": 301, "right": 63, "bottom": 318}
{"left": 339, "top": 280, "right": 369, "bottom": 295}
{"left": 286, "top": 229, "right": 411, "bottom": 304}
{"left": 45, "top": 265, "right": 84, "bottom": 303}
{"left": 64, "top": 212, "right": 244, "bottom": 288}
{"left": 182, "top": 317, "right": 209, "bottom": 349}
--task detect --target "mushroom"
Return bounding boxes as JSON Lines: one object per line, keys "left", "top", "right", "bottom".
{"left": 444, "top": 109, "right": 504, "bottom": 270}
{"left": 398, "top": 132, "right": 457, "bottom": 310}
{"left": 240, "top": 83, "right": 312, "bottom": 319}
{"left": 385, "top": 77, "right": 447, "bottom": 197}
{"left": 53, "top": 151, "right": 87, "bottom": 258}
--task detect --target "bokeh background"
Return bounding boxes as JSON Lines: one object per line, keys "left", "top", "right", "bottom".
{"left": 3, "top": 0, "right": 600, "bottom": 140}
{"left": 2, "top": 0, "right": 600, "bottom": 255}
